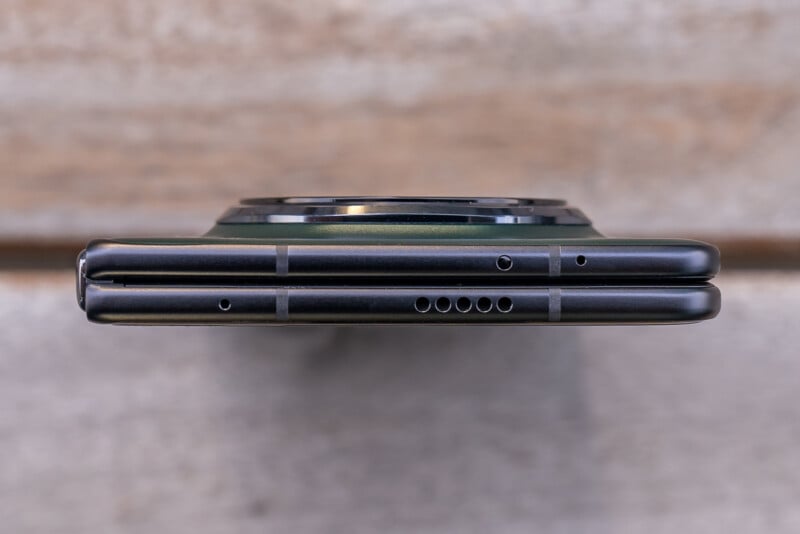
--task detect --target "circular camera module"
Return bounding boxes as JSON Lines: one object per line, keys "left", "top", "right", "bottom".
{"left": 217, "top": 197, "right": 591, "bottom": 225}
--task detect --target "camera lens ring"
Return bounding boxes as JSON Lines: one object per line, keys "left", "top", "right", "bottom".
{"left": 218, "top": 197, "right": 591, "bottom": 225}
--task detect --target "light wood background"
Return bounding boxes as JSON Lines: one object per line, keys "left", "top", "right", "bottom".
{"left": 1, "top": 1, "right": 799, "bottom": 533}
{"left": 2, "top": 0, "right": 800, "bottom": 238}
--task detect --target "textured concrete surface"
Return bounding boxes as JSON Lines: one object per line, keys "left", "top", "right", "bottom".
{"left": 1, "top": 271, "right": 798, "bottom": 533}
{"left": 1, "top": 0, "right": 800, "bottom": 237}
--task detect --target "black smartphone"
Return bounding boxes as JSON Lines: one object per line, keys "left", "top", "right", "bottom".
{"left": 77, "top": 197, "right": 720, "bottom": 324}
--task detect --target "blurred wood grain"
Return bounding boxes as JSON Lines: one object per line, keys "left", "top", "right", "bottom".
{"left": 1, "top": 271, "right": 798, "bottom": 533}
{"left": 1, "top": 0, "right": 799, "bottom": 239}
{"left": 1, "top": 4, "right": 798, "bottom": 532}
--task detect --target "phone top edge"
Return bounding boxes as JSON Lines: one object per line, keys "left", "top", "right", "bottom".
{"left": 81, "top": 240, "right": 720, "bottom": 281}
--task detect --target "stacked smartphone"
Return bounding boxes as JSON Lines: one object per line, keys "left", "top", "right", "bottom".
{"left": 77, "top": 197, "right": 720, "bottom": 325}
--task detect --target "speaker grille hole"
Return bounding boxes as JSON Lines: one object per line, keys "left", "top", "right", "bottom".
{"left": 455, "top": 297, "right": 472, "bottom": 313}
{"left": 435, "top": 297, "right": 452, "bottom": 313}
{"left": 497, "top": 296, "right": 513, "bottom": 313}
{"left": 496, "top": 255, "right": 513, "bottom": 271}
{"left": 415, "top": 296, "right": 431, "bottom": 313}
{"left": 576, "top": 255, "right": 587, "bottom": 266}
{"left": 218, "top": 298, "right": 232, "bottom": 311}
{"left": 476, "top": 297, "right": 492, "bottom": 313}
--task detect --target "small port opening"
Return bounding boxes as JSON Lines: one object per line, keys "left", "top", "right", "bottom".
{"left": 497, "top": 296, "right": 513, "bottom": 313}
{"left": 218, "top": 298, "right": 232, "bottom": 311}
{"left": 496, "top": 255, "right": 513, "bottom": 271}
{"left": 476, "top": 297, "right": 492, "bottom": 313}
{"left": 576, "top": 255, "right": 587, "bottom": 266}
{"left": 455, "top": 297, "right": 472, "bottom": 313}
{"left": 435, "top": 297, "right": 452, "bottom": 313}
{"left": 415, "top": 296, "right": 431, "bottom": 313}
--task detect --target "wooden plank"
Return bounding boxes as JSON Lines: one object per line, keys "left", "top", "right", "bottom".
{"left": 1, "top": 1, "right": 800, "bottom": 238}
{"left": 1, "top": 271, "right": 799, "bottom": 532}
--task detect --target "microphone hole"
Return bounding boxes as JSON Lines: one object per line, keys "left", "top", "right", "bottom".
{"left": 496, "top": 255, "right": 513, "bottom": 271}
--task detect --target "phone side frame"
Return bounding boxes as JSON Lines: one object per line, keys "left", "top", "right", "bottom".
{"left": 83, "top": 283, "right": 721, "bottom": 325}
{"left": 81, "top": 240, "right": 720, "bottom": 281}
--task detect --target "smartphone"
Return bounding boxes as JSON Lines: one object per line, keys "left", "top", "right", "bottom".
{"left": 77, "top": 197, "right": 721, "bottom": 325}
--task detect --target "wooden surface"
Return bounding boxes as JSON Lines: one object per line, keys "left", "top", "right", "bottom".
{"left": 1, "top": 272, "right": 799, "bottom": 533}
{"left": 1, "top": 2, "right": 799, "bottom": 532}
{"left": 1, "top": 0, "right": 800, "bottom": 238}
